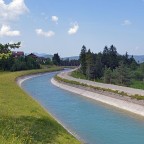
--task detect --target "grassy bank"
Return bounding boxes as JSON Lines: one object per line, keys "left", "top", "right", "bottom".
{"left": 0, "top": 67, "right": 80, "bottom": 144}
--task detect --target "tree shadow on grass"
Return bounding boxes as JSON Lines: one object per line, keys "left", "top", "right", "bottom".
{"left": 0, "top": 115, "right": 75, "bottom": 144}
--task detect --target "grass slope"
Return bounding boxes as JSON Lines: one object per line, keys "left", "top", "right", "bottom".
{"left": 0, "top": 67, "right": 80, "bottom": 144}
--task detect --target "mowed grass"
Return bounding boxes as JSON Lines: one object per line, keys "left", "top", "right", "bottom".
{"left": 0, "top": 67, "right": 80, "bottom": 144}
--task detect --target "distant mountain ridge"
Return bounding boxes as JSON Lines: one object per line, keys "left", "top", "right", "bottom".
{"left": 62, "top": 56, "right": 79, "bottom": 60}
{"left": 33, "top": 53, "right": 53, "bottom": 59}
{"left": 132, "top": 55, "right": 144, "bottom": 63}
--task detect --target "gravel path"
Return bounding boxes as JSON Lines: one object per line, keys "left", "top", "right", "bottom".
{"left": 58, "top": 69, "right": 144, "bottom": 96}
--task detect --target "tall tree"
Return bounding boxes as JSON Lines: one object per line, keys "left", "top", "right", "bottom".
{"left": 52, "top": 53, "right": 60, "bottom": 66}
{"left": 115, "top": 62, "right": 131, "bottom": 86}
{"left": 86, "top": 49, "right": 93, "bottom": 79}
{"left": 79, "top": 45, "right": 87, "bottom": 75}
{"left": 109, "top": 45, "right": 118, "bottom": 69}
{"left": 103, "top": 67, "right": 113, "bottom": 83}
{"left": 102, "top": 46, "right": 109, "bottom": 64}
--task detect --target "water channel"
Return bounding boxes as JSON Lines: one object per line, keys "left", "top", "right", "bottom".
{"left": 21, "top": 71, "right": 144, "bottom": 144}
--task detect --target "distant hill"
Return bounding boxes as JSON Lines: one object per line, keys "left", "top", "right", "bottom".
{"left": 132, "top": 55, "right": 144, "bottom": 63}
{"left": 33, "top": 53, "right": 53, "bottom": 59}
{"left": 62, "top": 56, "right": 79, "bottom": 60}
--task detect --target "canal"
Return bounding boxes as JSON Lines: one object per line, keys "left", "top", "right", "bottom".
{"left": 21, "top": 72, "right": 144, "bottom": 144}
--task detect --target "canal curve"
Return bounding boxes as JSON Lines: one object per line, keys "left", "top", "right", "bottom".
{"left": 21, "top": 71, "right": 144, "bottom": 144}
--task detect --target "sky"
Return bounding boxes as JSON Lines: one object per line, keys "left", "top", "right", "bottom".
{"left": 0, "top": 0, "right": 144, "bottom": 57}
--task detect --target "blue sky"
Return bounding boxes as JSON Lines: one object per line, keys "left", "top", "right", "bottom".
{"left": 0, "top": 0, "right": 144, "bottom": 57}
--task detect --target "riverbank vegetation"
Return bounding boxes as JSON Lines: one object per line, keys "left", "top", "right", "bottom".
{"left": 73, "top": 45, "right": 144, "bottom": 90}
{"left": 0, "top": 67, "right": 80, "bottom": 144}
{"left": 0, "top": 43, "right": 80, "bottom": 72}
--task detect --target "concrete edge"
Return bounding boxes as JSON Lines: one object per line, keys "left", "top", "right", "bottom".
{"left": 51, "top": 78, "right": 144, "bottom": 117}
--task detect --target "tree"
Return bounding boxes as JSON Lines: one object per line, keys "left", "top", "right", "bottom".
{"left": 109, "top": 45, "right": 118, "bottom": 69}
{"left": 94, "top": 53, "right": 103, "bottom": 78}
{"left": 103, "top": 67, "right": 113, "bottom": 83}
{"left": 52, "top": 53, "right": 60, "bottom": 66}
{"left": 102, "top": 46, "right": 109, "bottom": 67}
{"left": 80, "top": 45, "right": 87, "bottom": 75}
{"left": 115, "top": 62, "right": 131, "bottom": 86}
{"left": 0, "top": 42, "right": 21, "bottom": 70}
{"left": 102, "top": 45, "right": 118, "bottom": 69}
{"left": 86, "top": 49, "right": 94, "bottom": 79}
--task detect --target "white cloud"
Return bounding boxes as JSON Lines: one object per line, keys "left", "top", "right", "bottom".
{"left": 36, "top": 29, "right": 55, "bottom": 37}
{"left": 51, "top": 16, "right": 58, "bottom": 24}
{"left": 68, "top": 23, "right": 79, "bottom": 35}
{"left": 122, "top": 20, "right": 132, "bottom": 26}
{"left": 0, "top": 0, "right": 29, "bottom": 21}
{"left": 0, "top": 24, "right": 20, "bottom": 37}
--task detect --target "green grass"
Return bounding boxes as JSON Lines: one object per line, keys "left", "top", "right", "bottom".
{"left": 130, "top": 80, "right": 144, "bottom": 90}
{"left": 71, "top": 70, "right": 87, "bottom": 79}
{"left": 55, "top": 75, "right": 144, "bottom": 100}
{"left": 0, "top": 67, "right": 80, "bottom": 144}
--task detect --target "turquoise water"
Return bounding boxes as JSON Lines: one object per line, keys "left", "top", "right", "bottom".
{"left": 21, "top": 72, "right": 144, "bottom": 144}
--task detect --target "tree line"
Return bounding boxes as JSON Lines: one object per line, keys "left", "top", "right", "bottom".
{"left": 0, "top": 43, "right": 80, "bottom": 71}
{"left": 79, "top": 45, "right": 144, "bottom": 86}
{"left": 0, "top": 42, "right": 40, "bottom": 71}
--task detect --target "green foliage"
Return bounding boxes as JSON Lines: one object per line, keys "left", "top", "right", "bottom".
{"left": 0, "top": 42, "right": 21, "bottom": 71}
{"left": 130, "top": 80, "right": 144, "bottom": 90}
{"left": 43, "top": 58, "right": 53, "bottom": 65}
{"left": 86, "top": 49, "right": 95, "bottom": 79}
{"left": 52, "top": 53, "right": 61, "bottom": 66}
{"left": 10, "top": 56, "right": 40, "bottom": 71}
{"left": 103, "top": 67, "right": 113, "bottom": 83}
{"left": 102, "top": 45, "right": 119, "bottom": 69}
{"left": 0, "top": 42, "right": 21, "bottom": 53}
{"left": 60, "top": 59, "right": 80, "bottom": 66}
{"left": 71, "top": 70, "right": 87, "bottom": 79}
{"left": 111, "top": 62, "right": 131, "bottom": 86}
{"left": 79, "top": 44, "right": 140, "bottom": 87}
{"left": 0, "top": 42, "right": 42, "bottom": 71}
{"left": 0, "top": 68, "right": 80, "bottom": 144}
{"left": 79, "top": 45, "right": 87, "bottom": 75}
